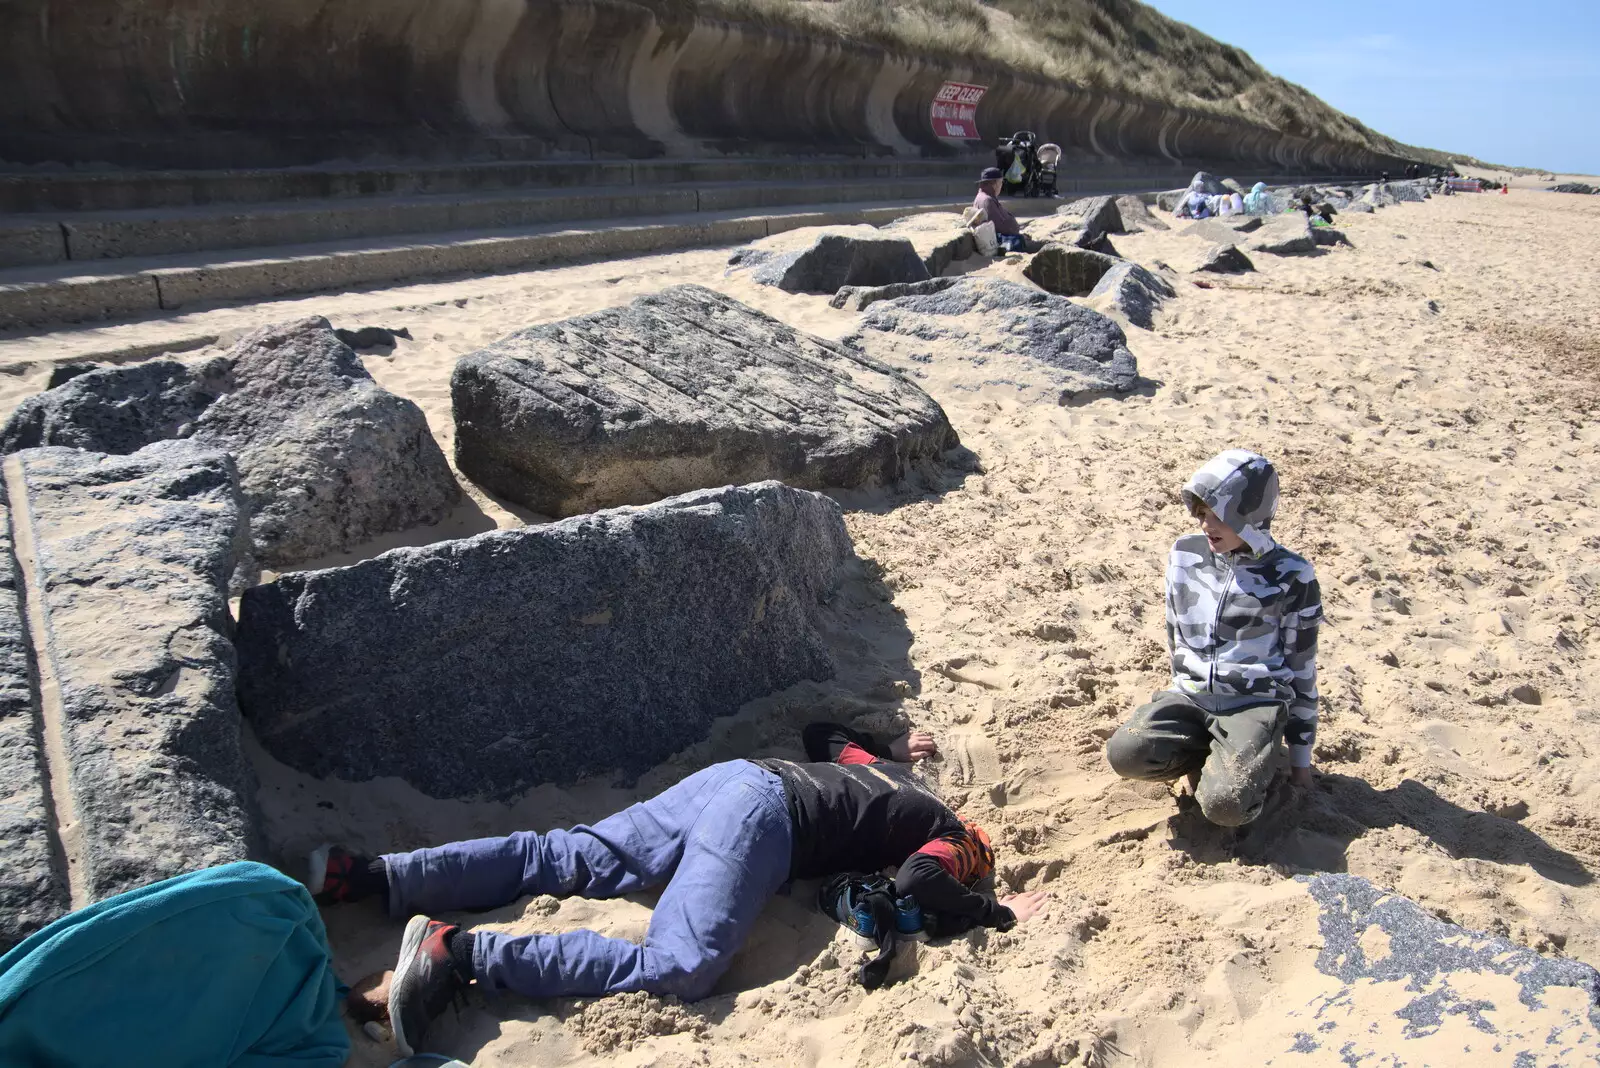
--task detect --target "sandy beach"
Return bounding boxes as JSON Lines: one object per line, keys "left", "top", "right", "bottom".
{"left": 5, "top": 178, "right": 1598, "bottom": 1066}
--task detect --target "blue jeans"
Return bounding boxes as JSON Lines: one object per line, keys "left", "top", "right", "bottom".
{"left": 997, "top": 232, "right": 1027, "bottom": 254}
{"left": 381, "top": 760, "right": 791, "bottom": 1001}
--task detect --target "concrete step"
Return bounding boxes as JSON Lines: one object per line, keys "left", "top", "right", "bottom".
{"left": 2, "top": 194, "right": 1061, "bottom": 333}
{"left": 0, "top": 157, "right": 988, "bottom": 214}
{"left": 3, "top": 177, "right": 974, "bottom": 267}
{"left": 0, "top": 161, "right": 1210, "bottom": 270}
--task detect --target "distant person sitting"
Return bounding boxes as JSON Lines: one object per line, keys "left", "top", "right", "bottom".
{"left": 972, "top": 167, "right": 1027, "bottom": 254}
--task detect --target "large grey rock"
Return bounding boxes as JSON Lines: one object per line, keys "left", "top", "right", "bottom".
{"left": 1551, "top": 182, "right": 1597, "bottom": 195}
{"left": 1359, "top": 183, "right": 1399, "bottom": 208}
{"left": 451, "top": 285, "right": 959, "bottom": 518}
{"left": 1248, "top": 214, "right": 1318, "bottom": 255}
{"left": 0, "top": 492, "right": 67, "bottom": 951}
{"left": 8, "top": 441, "right": 258, "bottom": 906}
{"left": 1053, "top": 195, "right": 1123, "bottom": 237}
{"left": 1022, "top": 245, "right": 1121, "bottom": 296}
{"left": 0, "top": 318, "right": 461, "bottom": 569}
{"left": 1180, "top": 217, "right": 1263, "bottom": 243}
{"left": 730, "top": 227, "right": 930, "bottom": 293}
{"left": 236, "top": 482, "right": 852, "bottom": 799}
{"left": 1114, "top": 195, "right": 1169, "bottom": 232}
{"left": 1195, "top": 243, "right": 1256, "bottom": 274}
{"left": 830, "top": 276, "right": 961, "bottom": 312}
{"left": 1343, "top": 200, "right": 1376, "bottom": 214}
{"left": 850, "top": 278, "right": 1138, "bottom": 402}
{"left": 1313, "top": 226, "right": 1351, "bottom": 247}
{"left": 1086, "top": 261, "right": 1176, "bottom": 330}
{"left": 1188, "top": 171, "right": 1230, "bottom": 195}
{"left": 876, "top": 214, "right": 978, "bottom": 275}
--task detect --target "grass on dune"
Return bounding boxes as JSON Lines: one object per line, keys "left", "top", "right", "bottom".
{"left": 637, "top": 0, "right": 1500, "bottom": 168}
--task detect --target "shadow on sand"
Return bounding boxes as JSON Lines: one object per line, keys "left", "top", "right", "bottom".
{"left": 1169, "top": 772, "right": 1592, "bottom": 888}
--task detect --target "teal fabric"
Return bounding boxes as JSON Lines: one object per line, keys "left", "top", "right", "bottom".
{"left": 0, "top": 861, "right": 349, "bottom": 1068}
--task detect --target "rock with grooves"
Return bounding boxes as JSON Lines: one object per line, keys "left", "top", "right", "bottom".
{"left": 1248, "top": 214, "right": 1317, "bottom": 255}
{"left": 1022, "top": 246, "right": 1121, "bottom": 296}
{"left": 877, "top": 214, "right": 978, "bottom": 275}
{"left": 236, "top": 482, "right": 853, "bottom": 800}
{"left": 452, "top": 285, "right": 959, "bottom": 518}
{"left": 0, "top": 318, "right": 461, "bottom": 569}
{"left": 852, "top": 278, "right": 1138, "bottom": 401}
{"left": 1054, "top": 195, "right": 1123, "bottom": 237}
{"left": 8, "top": 441, "right": 258, "bottom": 906}
{"left": 1195, "top": 244, "right": 1256, "bottom": 274}
{"left": 0, "top": 492, "right": 67, "bottom": 951}
{"left": 830, "top": 276, "right": 960, "bottom": 312}
{"left": 730, "top": 226, "right": 930, "bottom": 293}
{"left": 1087, "top": 261, "right": 1177, "bottom": 330}
{"left": 1114, "top": 196, "right": 1169, "bottom": 232}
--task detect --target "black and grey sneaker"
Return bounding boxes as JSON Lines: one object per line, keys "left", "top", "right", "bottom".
{"left": 389, "top": 915, "right": 466, "bottom": 1056}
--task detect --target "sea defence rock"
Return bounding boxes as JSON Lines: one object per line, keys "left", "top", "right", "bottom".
{"left": 1114, "top": 196, "right": 1169, "bottom": 232}
{"left": 830, "top": 276, "right": 961, "bottom": 312}
{"left": 729, "top": 227, "right": 930, "bottom": 294}
{"left": 1343, "top": 200, "right": 1375, "bottom": 214}
{"left": 0, "top": 491, "right": 66, "bottom": 951}
{"left": 877, "top": 214, "right": 978, "bottom": 276}
{"left": 1022, "top": 246, "right": 1122, "bottom": 296}
{"left": 0, "top": 318, "right": 460, "bottom": 569}
{"left": 1086, "top": 261, "right": 1176, "bottom": 330}
{"left": 1054, "top": 195, "right": 1123, "bottom": 238}
{"left": 1551, "top": 182, "right": 1597, "bottom": 195}
{"left": 851, "top": 278, "right": 1138, "bottom": 402}
{"left": 1196, "top": 244, "right": 1256, "bottom": 274}
{"left": 451, "top": 285, "right": 958, "bottom": 517}
{"left": 1248, "top": 214, "right": 1317, "bottom": 255}
{"left": 1312, "top": 226, "right": 1350, "bottom": 247}
{"left": 235, "top": 481, "right": 852, "bottom": 799}
{"left": 3, "top": 441, "right": 257, "bottom": 920}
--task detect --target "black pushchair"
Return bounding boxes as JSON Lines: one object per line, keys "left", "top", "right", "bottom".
{"left": 995, "top": 131, "right": 1038, "bottom": 196}
{"left": 995, "top": 132, "right": 1060, "bottom": 197}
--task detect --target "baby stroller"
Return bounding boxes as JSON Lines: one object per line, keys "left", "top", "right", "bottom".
{"left": 995, "top": 131, "right": 1038, "bottom": 196}
{"left": 1034, "top": 143, "right": 1062, "bottom": 198}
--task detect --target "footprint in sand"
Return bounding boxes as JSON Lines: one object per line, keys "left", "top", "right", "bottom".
{"left": 948, "top": 731, "right": 1003, "bottom": 786}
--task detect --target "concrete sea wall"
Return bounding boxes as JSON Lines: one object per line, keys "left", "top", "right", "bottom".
{"left": 0, "top": 0, "right": 1406, "bottom": 173}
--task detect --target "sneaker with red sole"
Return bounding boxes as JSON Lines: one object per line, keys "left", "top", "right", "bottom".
{"left": 389, "top": 915, "right": 466, "bottom": 1056}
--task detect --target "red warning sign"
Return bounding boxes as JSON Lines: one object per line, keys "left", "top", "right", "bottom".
{"left": 930, "top": 81, "right": 987, "bottom": 141}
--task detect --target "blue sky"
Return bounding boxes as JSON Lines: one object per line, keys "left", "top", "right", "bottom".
{"left": 1143, "top": 0, "right": 1600, "bottom": 174}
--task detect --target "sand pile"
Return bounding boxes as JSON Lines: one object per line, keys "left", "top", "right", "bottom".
{"left": 3, "top": 182, "right": 1597, "bottom": 1066}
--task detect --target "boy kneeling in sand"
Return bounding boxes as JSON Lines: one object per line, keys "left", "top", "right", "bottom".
{"left": 310, "top": 723, "right": 1048, "bottom": 1056}
{"left": 1106, "top": 450, "right": 1323, "bottom": 826}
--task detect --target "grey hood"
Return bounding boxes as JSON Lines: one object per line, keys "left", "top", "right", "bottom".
{"left": 1180, "top": 449, "right": 1279, "bottom": 556}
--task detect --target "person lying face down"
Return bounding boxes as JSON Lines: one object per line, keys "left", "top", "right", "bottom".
{"left": 308, "top": 722, "right": 1049, "bottom": 1056}
{"left": 1104, "top": 449, "right": 1324, "bottom": 827}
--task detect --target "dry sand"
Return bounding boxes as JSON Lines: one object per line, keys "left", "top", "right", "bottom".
{"left": 5, "top": 181, "right": 1599, "bottom": 1066}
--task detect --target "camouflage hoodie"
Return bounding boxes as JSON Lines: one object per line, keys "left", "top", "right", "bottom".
{"left": 1168, "top": 450, "right": 1323, "bottom": 767}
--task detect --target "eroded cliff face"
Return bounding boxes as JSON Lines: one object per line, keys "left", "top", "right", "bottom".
{"left": 0, "top": 0, "right": 1405, "bottom": 171}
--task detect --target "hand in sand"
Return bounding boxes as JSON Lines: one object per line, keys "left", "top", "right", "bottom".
{"left": 890, "top": 730, "right": 939, "bottom": 762}
{"left": 1289, "top": 765, "right": 1314, "bottom": 789}
{"left": 999, "top": 890, "right": 1050, "bottom": 923}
